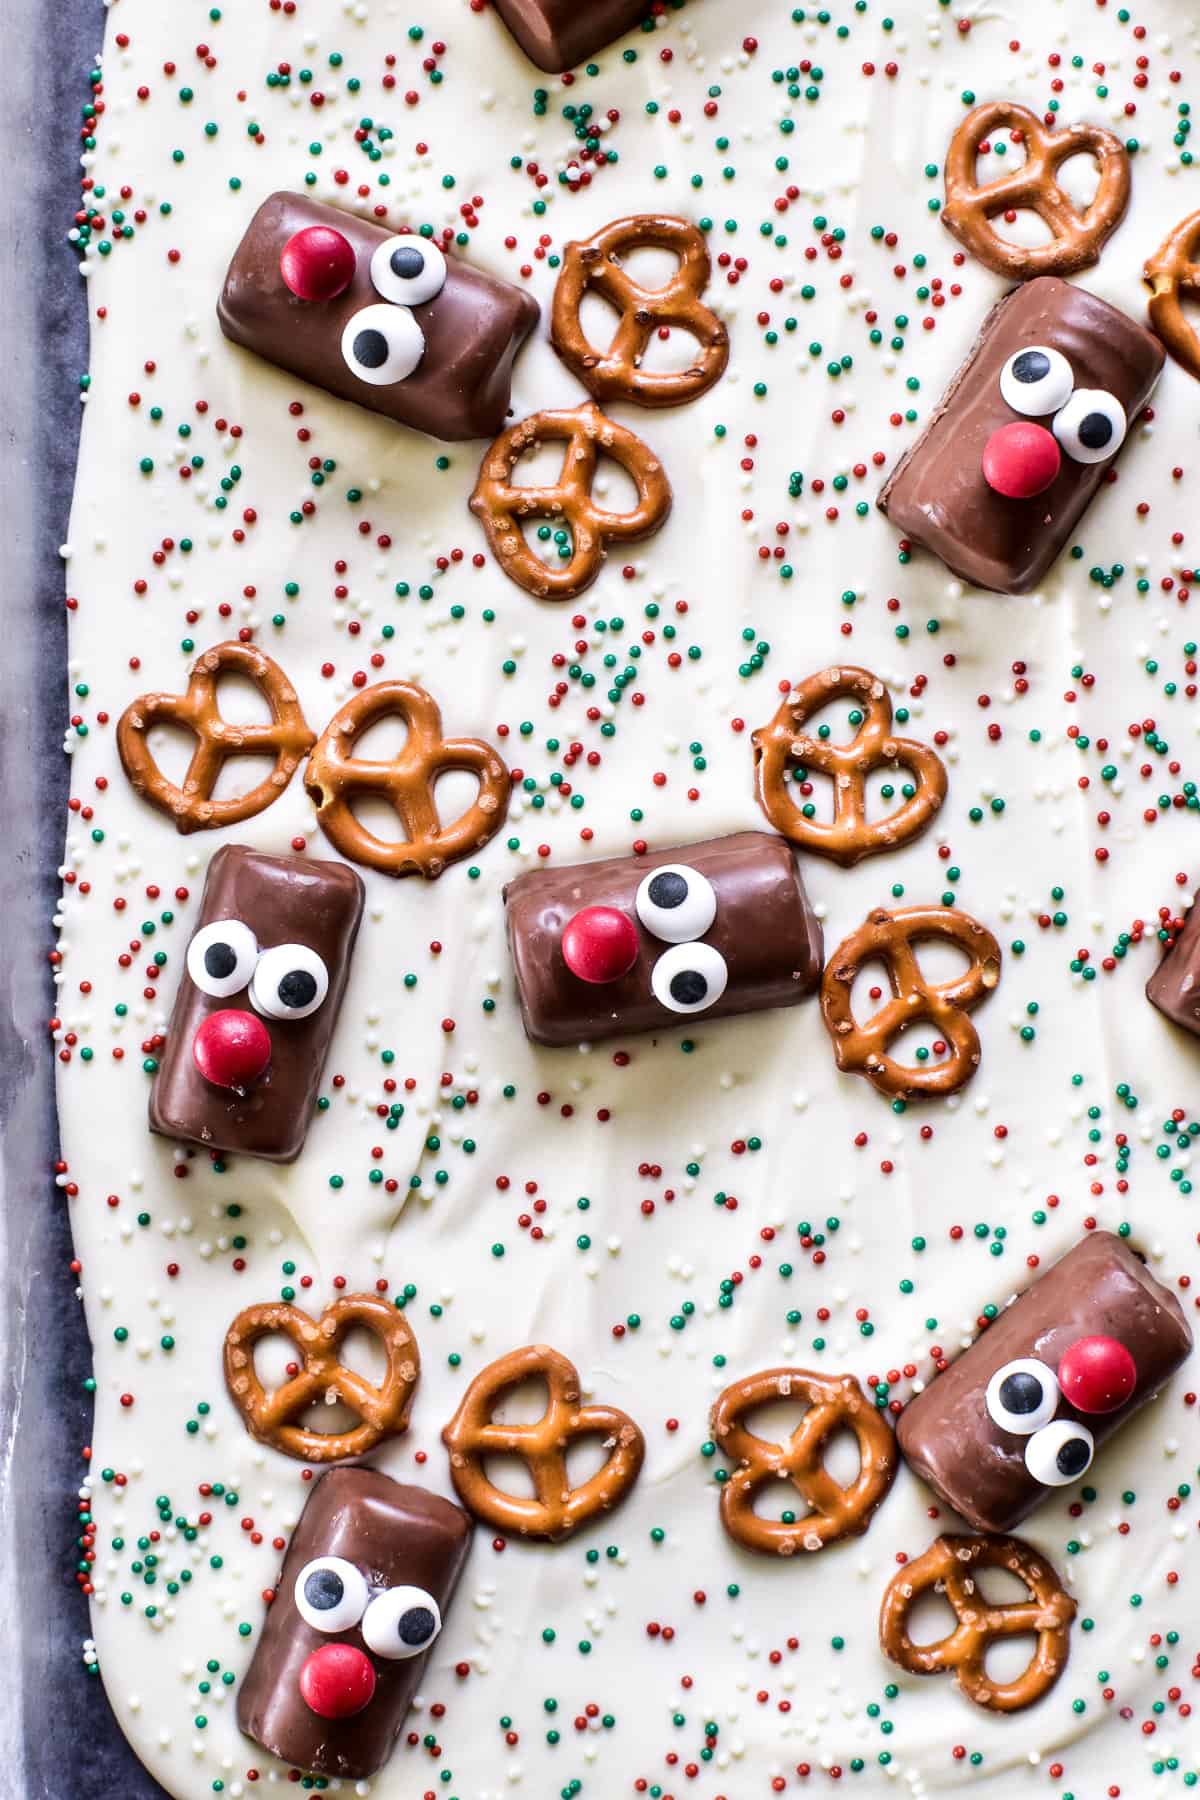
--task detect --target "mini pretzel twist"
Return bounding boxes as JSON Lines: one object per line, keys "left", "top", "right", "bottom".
{"left": 711, "top": 1369, "right": 897, "bottom": 1556}
{"left": 469, "top": 400, "right": 672, "bottom": 600}
{"left": 117, "top": 641, "right": 316, "bottom": 833}
{"left": 442, "top": 1345, "right": 645, "bottom": 1541}
{"left": 1145, "top": 209, "right": 1200, "bottom": 383}
{"left": 305, "top": 679, "right": 511, "bottom": 878}
{"left": 880, "top": 1533, "right": 1076, "bottom": 1712}
{"left": 551, "top": 214, "right": 729, "bottom": 407}
{"left": 223, "top": 1294, "right": 420, "bottom": 1464}
{"left": 942, "top": 100, "right": 1130, "bottom": 278}
{"left": 821, "top": 906, "right": 1002, "bottom": 1099}
{"left": 752, "top": 665, "right": 947, "bottom": 866}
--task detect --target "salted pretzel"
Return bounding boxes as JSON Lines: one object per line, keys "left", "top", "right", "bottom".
{"left": 305, "top": 679, "right": 510, "bottom": 878}
{"left": 442, "top": 1344, "right": 645, "bottom": 1541}
{"left": 711, "top": 1369, "right": 897, "bottom": 1555}
{"left": 1145, "top": 209, "right": 1200, "bottom": 383}
{"left": 551, "top": 214, "right": 729, "bottom": 407}
{"left": 223, "top": 1293, "right": 420, "bottom": 1464}
{"left": 469, "top": 400, "right": 672, "bottom": 600}
{"left": 752, "top": 665, "right": 947, "bottom": 866}
{"left": 942, "top": 101, "right": 1130, "bottom": 278}
{"left": 821, "top": 906, "right": 1001, "bottom": 1099}
{"left": 117, "top": 641, "right": 316, "bottom": 833}
{"left": 880, "top": 1533, "right": 1076, "bottom": 1712}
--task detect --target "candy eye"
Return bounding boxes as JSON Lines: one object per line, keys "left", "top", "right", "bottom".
{"left": 999, "top": 346, "right": 1074, "bottom": 416}
{"left": 187, "top": 919, "right": 258, "bottom": 998}
{"left": 1024, "top": 1419, "right": 1095, "bottom": 1486}
{"left": 294, "top": 1557, "right": 370, "bottom": 1633}
{"left": 369, "top": 234, "right": 447, "bottom": 306}
{"left": 635, "top": 865, "right": 717, "bottom": 944}
{"left": 361, "top": 1585, "right": 442, "bottom": 1660}
{"left": 985, "top": 1359, "right": 1059, "bottom": 1435}
{"left": 341, "top": 302, "right": 425, "bottom": 386}
{"left": 250, "top": 944, "right": 330, "bottom": 1020}
{"left": 1053, "top": 388, "right": 1126, "bottom": 464}
{"left": 650, "top": 942, "right": 728, "bottom": 1015}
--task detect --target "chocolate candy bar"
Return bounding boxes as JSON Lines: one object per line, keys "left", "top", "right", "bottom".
{"left": 1146, "top": 888, "right": 1200, "bottom": 1037}
{"left": 897, "top": 1232, "right": 1193, "bottom": 1534}
{"left": 877, "top": 277, "right": 1163, "bottom": 595}
{"left": 504, "top": 830, "right": 823, "bottom": 1047}
{"left": 150, "top": 846, "right": 363, "bottom": 1163}
{"left": 238, "top": 1469, "right": 472, "bottom": 1780}
{"left": 218, "top": 193, "right": 539, "bottom": 442}
{"left": 493, "top": 0, "right": 650, "bottom": 72}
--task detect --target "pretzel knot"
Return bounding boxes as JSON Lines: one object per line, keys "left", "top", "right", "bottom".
{"left": 821, "top": 906, "right": 1001, "bottom": 1099}
{"left": 223, "top": 1294, "right": 420, "bottom": 1464}
{"left": 117, "top": 641, "right": 316, "bottom": 833}
{"left": 752, "top": 665, "right": 947, "bottom": 866}
{"left": 551, "top": 214, "right": 729, "bottom": 407}
{"left": 442, "top": 1345, "right": 645, "bottom": 1541}
{"left": 305, "top": 679, "right": 511, "bottom": 879}
{"left": 880, "top": 1533, "right": 1076, "bottom": 1712}
{"left": 942, "top": 100, "right": 1130, "bottom": 278}
{"left": 711, "top": 1369, "right": 897, "bottom": 1556}
{"left": 1145, "top": 209, "right": 1200, "bottom": 384}
{"left": 470, "top": 400, "right": 672, "bottom": 600}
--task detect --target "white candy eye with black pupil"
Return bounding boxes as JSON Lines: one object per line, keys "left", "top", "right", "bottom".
{"left": 361, "top": 1585, "right": 442, "bottom": 1660}
{"left": 650, "top": 942, "right": 728, "bottom": 1014}
{"left": 187, "top": 919, "right": 258, "bottom": 998}
{"left": 1024, "top": 1419, "right": 1095, "bottom": 1486}
{"left": 635, "top": 864, "right": 717, "bottom": 943}
{"left": 294, "top": 1557, "right": 370, "bottom": 1633}
{"left": 999, "top": 345, "right": 1074, "bottom": 416}
{"left": 985, "top": 1358, "right": 1059, "bottom": 1434}
{"left": 1053, "top": 388, "right": 1126, "bottom": 464}
{"left": 370, "top": 234, "right": 447, "bottom": 305}
{"left": 250, "top": 944, "right": 330, "bottom": 1021}
{"left": 341, "top": 302, "right": 425, "bottom": 385}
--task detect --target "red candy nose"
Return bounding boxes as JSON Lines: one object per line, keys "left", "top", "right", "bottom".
{"left": 981, "top": 420, "right": 1061, "bottom": 499}
{"left": 299, "top": 1643, "right": 376, "bottom": 1720}
{"left": 1058, "top": 1335, "right": 1137, "bottom": 1415}
{"left": 279, "top": 225, "right": 356, "bottom": 302}
{"left": 562, "top": 906, "right": 640, "bottom": 984}
{"left": 193, "top": 1009, "right": 272, "bottom": 1092}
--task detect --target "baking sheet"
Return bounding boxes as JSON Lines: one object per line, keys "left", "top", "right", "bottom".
{"left": 1, "top": 0, "right": 165, "bottom": 1791}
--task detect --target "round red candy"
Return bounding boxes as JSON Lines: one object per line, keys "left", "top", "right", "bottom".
{"left": 279, "top": 225, "right": 356, "bottom": 302}
{"left": 561, "top": 906, "right": 640, "bottom": 984}
{"left": 298, "top": 1643, "right": 376, "bottom": 1720}
{"left": 192, "top": 1008, "right": 272, "bottom": 1091}
{"left": 981, "top": 420, "right": 1061, "bottom": 499}
{"left": 1057, "top": 1335, "right": 1137, "bottom": 1415}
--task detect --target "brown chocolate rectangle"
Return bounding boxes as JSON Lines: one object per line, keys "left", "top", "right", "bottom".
{"left": 1146, "top": 888, "right": 1200, "bottom": 1037}
{"left": 878, "top": 277, "right": 1163, "bottom": 595}
{"left": 493, "top": 0, "right": 650, "bottom": 71}
{"left": 897, "top": 1233, "right": 1192, "bottom": 1533}
{"left": 150, "top": 846, "right": 363, "bottom": 1163}
{"left": 218, "top": 192, "right": 539, "bottom": 442}
{"left": 504, "top": 830, "right": 823, "bottom": 1047}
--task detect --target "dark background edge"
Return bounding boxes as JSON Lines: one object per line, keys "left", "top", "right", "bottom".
{"left": 2, "top": 2, "right": 168, "bottom": 1793}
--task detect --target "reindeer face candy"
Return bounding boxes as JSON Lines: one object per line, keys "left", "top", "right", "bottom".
{"left": 504, "top": 831, "right": 823, "bottom": 1046}
{"left": 898, "top": 1233, "right": 1193, "bottom": 1533}
{"left": 878, "top": 277, "right": 1163, "bottom": 594}
{"left": 218, "top": 192, "right": 539, "bottom": 441}
{"left": 238, "top": 1469, "right": 471, "bottom": 1779}
{"left": 150, "top": 846, "right": 363, "bottom": 1163}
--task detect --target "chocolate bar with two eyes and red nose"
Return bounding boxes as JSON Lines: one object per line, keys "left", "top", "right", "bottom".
{"left": 149, "top": 845, "right": 364, "bottom": 1164}
{"left": 877, "top": 276, "right": 1164, "bottom": 595}
{"left": 503, "top": 830, "right": 824, "bottom": 1047}
{"left": 217, "top": 192, "right": 540, "bottom": 442}
{"left": 1146, "top": 887, "right": 1200, "bottom": 1038}
{"left": 238, "top": 1468, "right": 472, "bottom": 1780}
{"left": 896, "top": 1232, "right": 1193, "bottom": 1535}
{"left": 491, "top": 0, "right": 652, "bottom": 72}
